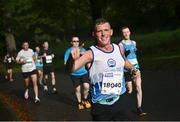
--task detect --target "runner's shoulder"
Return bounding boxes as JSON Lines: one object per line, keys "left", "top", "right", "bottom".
{"left": 132, "top": 40, "right": 136, "bottom": 46}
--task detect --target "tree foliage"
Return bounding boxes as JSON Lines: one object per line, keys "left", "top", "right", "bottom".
{"left": 0, "top": 0, "right": 179, "bottom": 48}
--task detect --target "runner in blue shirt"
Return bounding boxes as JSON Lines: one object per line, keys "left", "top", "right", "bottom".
{"left": 119, "top": 26, "right": 147, "bottom": 116}
{"left": 34, "top": 46, "right": 43, "bottom": 85}
{"left": 64, "top": 36, "right": 91, "bottom": 110}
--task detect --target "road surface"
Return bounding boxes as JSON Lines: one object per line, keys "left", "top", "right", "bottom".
{"left": 0, "top": 70, "right": 180, "bottom": 121}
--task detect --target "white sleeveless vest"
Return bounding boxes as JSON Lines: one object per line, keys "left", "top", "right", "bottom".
{"left": 89, "top": 43, "right": 126, "bottom": 104}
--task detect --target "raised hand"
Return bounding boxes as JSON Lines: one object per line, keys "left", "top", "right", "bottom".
{"left": 71, "top": 47, "right": 81, "bottom": 60}
{"left": 19, "top": 58, "right": 26, "bottom": 64}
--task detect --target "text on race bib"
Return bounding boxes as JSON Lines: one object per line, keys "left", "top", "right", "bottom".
{"left": 25, "top": 58, "right": 33, "bottom": 66}
{"left": 101, "top": 71, "right": 123, "bottom": 95}
{"left": 8, "top": 58, "right": 12, "bottom": 63}
{"left": 46, "top": 55, "right": 52, "bottom": 63}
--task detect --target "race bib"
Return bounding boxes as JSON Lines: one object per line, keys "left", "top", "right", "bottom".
{"left": 35, "top": 55, "right": 40, "bottom": 63}
{"left": 8, "top": 58, "right": 12, "bottom": 63}
{"left": 25, "top": 58, "right": 33, "bottom": 66}
{"left": 101, "top": 71, "right": 123, "bottom": 95}
{"left": 37, "top": 57, "right": 41, "bottom": 63}
{"left": 46, "top": 55, "right": 52, "bottom": 63}
{"left": 37, "top": 59, "right": 41, "bottom": 63}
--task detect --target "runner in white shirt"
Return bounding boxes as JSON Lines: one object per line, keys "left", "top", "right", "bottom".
{"left": 16, "top": 41, "right": 40, "bottom": 103}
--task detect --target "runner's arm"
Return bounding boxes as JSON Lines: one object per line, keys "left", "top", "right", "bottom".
{"left": 16, "top": 52, "right": 25, "bottom": 64}
{"left": 3, "top": 55, "right": 7, "bottom": 63}
{"left": 64, "top": 49, "right": 71, "bottom": 65}
{"left": 65, "top": 49, "right": 92, "bottom": 73}
{"left": 124, "top": 60, "right": 137, "bottom": 76}
{"left": 32, "top": 55, "right": 36, "bottom": 61}
{"left": 132, "top": 41, "right": 136, "bottom": 46}
{"left": 119, "top": 43, "right": 137, "bottom": 75}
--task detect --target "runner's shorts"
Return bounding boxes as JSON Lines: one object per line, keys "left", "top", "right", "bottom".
{"left": 70, "top": 73, "right": 90, "bottom": 88}
{"left": 5, "top": 63, "right": 14, "bottom": 69}
{"left": 124, "top": 71, "right": 133, "bottom": 82}
{"left": 22, "top": 69, "right": 37, "bottom": 79}
{"left": 36, "top": 66, "right": 43, "bottom": 71}
{"left": 124, "top": 69, "right": 140, "bottom": 82}
{"left": 43, "top": 65, "right": 55, "bottom": 75}
{"left": 91, "top": 93, "right": 137, "bottom": 121}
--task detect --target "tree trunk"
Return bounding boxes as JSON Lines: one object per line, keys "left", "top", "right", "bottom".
{"left": 5, "top": 32, "right": 16, "bottom": 53}
{"left": 1, "top": 0, "right": 17, "bottom": 54}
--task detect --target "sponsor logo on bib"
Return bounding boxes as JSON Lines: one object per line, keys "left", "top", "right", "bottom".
{"left": 107, "top": 58, "right": 116, "bottom": 67}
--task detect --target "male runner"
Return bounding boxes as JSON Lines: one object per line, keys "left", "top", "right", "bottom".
{"left": 64, "top": 36, "right": 91, "bottom": 110}
{"left": 3, "top": 52, "right": 15, "bottom": 82}
{"left": 41, "top": 41, "right": 57, "bottom": 94}
{"left": 66, "top": 18, "right": 137, "bottom": 120}
{"left": 16, "top": 41, "right": 40, "bottom": 103}
{"left": 34, "top": 46, "right": 43, "bottom": 85}
{"left": 119, "top": 26, "right": 147, "bottom": 116}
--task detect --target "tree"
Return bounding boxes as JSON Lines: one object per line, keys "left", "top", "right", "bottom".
{"left": 1, "top": 0, "right": 16, "bottom": 54}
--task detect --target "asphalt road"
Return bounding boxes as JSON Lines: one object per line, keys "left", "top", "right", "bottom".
{"left": 0, "top": 70, "right": 180, "bottom": 121}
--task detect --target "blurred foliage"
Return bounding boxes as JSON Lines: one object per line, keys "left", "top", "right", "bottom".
{"left": 0, "top": 0, "right": 180, "bottom": 70}
{"left": 105, "top": 0, "right": 180, "bottom": 31}
{"left": 0, "top": 0, "right": 179, "bottom": 43}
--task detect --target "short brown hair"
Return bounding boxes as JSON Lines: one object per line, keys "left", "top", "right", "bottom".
{"left": 121, "top": 26, "right": 129, "bottom": 31}
{"left": 94, "top": 18, "right": 111, "bottom": 31}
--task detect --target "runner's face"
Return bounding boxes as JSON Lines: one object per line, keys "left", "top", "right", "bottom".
{"left": 122, "top": 28, "right": 131, "bottom": 40}
{"left": 23, "top": 42, "right": 29, "bottom": 50}
{"left": 94, "top": 23, "right": 113, "bottom": 47}
{"left": 43, "top": 42, "right": 49, "bottom": 49}
{"left": 71, "top": 37, "right": 79, "bottom": 47}
{"left": 36, "top": 47, "right": 40, "bottom": 52}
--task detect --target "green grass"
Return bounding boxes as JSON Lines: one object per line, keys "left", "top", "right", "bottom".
{"left": 139, "top": 50, "right": 180, "bottom": 70}
{"left": 136, "top": 28, "right": 180, "bottom": 55}
{"left": 152, "top": 55, "right": 180, "bottom": 60}
{"left": 137, "top": 29, "right": 180, "bottom": 45}
{"left": 140, "top": 55, "right": 180, "bottom": 70}
{"left": 135, "top": 28, "right": 180, "bottom": 70}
